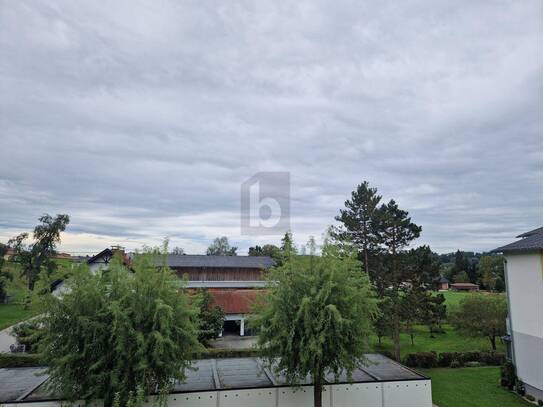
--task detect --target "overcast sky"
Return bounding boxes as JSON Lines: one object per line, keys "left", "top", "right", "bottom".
{"left": 1, "top": 1, "right": 542, "bottom": 255}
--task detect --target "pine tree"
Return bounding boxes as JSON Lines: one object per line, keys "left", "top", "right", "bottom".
{"left": 335, "top": 181, "right": 382, "bottom": 274}
{"left": 374, "top": 200, "right": 422, "bottom": 361}
{"left": 253, "top": 236, "right": 377, "bottom": 407}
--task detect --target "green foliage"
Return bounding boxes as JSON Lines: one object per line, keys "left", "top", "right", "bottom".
{"left": 195, "top": 288, "right": 225, "bottom": 345}
{"left": 206, "top": 236, "right": 237, "bottom": 256}
{"left": 253, "top": 237, "right": 377, "bottom": 407}
{"left": 450, "top": 293, "right": 507, "bottom": 350}
{"left": 248, "top": 244, "right": 281, "bottom": 260}
{"left": 0, "top": 353, "right": 43, "bottom": 368}
{"left": 479, "top": 255, "right": 505, "bottom": 291}
{"left": 39, "top": 249, "right": 202, "bottom": 407}
{"left": 12, "top": 320, "right": 45, "bottom": 353}
{"left": 403, "top": 351, "right": 438, "bottom": 368}
{"left": 0, "top": 243, "right": 13, "bottom": 302}
{"left": 8, "top": 214, "right": 70, "bottom": 291}
{"left": 334, "top": 181, "right": 382, "bottom": 273}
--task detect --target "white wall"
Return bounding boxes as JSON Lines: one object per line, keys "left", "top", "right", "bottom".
{"left": 0, "top": 380, "right": 432, "bottom": 407}
{"left": 505, "top": 252, "right": 543, "bottom": 393}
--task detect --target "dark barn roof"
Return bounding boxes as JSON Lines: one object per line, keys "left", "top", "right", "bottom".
{"left": 166, "top": 255, "right": 275, "bottom": 269}
{"left": 493, "top": 226, "right": 543, "bottom": 253}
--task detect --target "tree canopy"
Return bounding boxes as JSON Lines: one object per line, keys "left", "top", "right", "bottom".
{"left": 206, "top": 236, "right": 237, "bottom": 256}
{"left": 450, "top": 293, "right": 507, "bottom": 350}
{"left": 8, "top": 214, "right": 70, "bottom": 290}
{"left": 39, "top": 248, "right": 202, "bottom": 406}
{"left": 253, "top": 237, "right": 377, "bottom": 407}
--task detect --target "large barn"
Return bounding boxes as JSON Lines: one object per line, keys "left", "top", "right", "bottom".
{"left": 166, "top": 254, "right": 274, "bottom": 336}
{"left": 59, "top": 248, "right": 275, "bottom": 336}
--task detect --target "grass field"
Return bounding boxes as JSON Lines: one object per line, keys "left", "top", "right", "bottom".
{"left": 370, "top": 324, "right": 504, "bottom": 358}
{"left": 0, "top": 304, "right": 39, "bottom": 330}
{"left": 420, "top": 367, "right": 532, "bottom": 407}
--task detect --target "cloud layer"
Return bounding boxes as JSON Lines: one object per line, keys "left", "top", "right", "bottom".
{"left": 1, "top": 0, "right": 542, "bottom": 254}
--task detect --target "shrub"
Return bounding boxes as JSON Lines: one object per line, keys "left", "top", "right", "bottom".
{"left": 12, "top": 321, "right": 45, "bottom": 353}
{"left": 516, "top": 380, "right": 525, "bottom": 396}
{"left": 438, "top": 352, "right": 456, "bottom": 367}
{"left": 404, "top": 352, "right": 438, "bottom": 368}
{"left": 537, "top": 399, "right": 542, "bottom": 406}
{"left": 500, "top": 360, "right": 517, "bottom": 389}
{"left": 0, "top": 353, "right": 43, "bottom": 368}
{"left": 525, "top": 395, "right": 535, "bottom": 402}
{"left": 450, "top": 360, "right": 461, "bottom": 368}
{"left": 481, "top": 351, "right": 506, "bottom": 365}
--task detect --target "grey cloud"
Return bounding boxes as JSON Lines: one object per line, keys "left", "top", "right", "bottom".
{"left": 1, "top": 0, "right": 542, "bottom": 254}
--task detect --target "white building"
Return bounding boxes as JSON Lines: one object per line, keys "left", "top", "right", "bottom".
{"left": 494, "top": 226, "right": 543, "bottom": 400}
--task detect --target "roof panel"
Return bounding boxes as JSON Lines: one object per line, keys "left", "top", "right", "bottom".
{"left": 167, "top": 255, "right": 275, "bottom": 269}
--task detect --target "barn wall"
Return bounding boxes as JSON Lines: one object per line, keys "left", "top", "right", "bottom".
{"left": 174, "top": 267, "right": 264, "bottom": 281}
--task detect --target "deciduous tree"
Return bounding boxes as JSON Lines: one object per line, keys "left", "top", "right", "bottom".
{"left": 253, "top": 236, "right": 377, "bottom": 407}
{"left": 206, "top": 236, "right": 237, "bottom": 256}
{"left": 8, "top": 214, "right": 70, "bottom": 290}
{"left": 39, "top": 247, "right": 202, "bottom": 406}
{"left": 450, "top": 293, "right": 507, "bottom": 350}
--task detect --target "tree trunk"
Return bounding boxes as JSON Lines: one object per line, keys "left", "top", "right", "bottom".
{"left": 378, "top": 335, "right": 382, "bottom": 346}
{"left": 313, "top": 376, "right": 322, "bottom": 407}
{"left": 393, "top": 314, "right": 401, "bottom": 361}
{"left": 410, "top": 332, "right": 414, "bottom": 346}
{"left": 490, "top": 336, "right": 496, "bottom": 351}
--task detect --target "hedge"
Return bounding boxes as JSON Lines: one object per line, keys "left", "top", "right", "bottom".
{"left": 405, "top": 351, "right": 505, "bottom": 368}
{"left": 0, "top": 353, "right": 43, "bottom": 368}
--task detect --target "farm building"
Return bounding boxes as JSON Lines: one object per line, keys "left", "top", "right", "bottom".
{"left": 52, "top": 247, "right": 274, "bottom": 336}
{"left": 449, "top": 282, "right": 479, "bottom": 292}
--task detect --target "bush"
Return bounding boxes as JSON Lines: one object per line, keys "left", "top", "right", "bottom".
{"left": 403, "top": 352, "right": 438, "bottom": 368}
{"left": 198, "top": 348, "right": 258, "bottom": 359}
{"left": 537, "top": 399, "right": 542, "bottom": 406}
{"left": 12, "top": 321, "right": 45, "bottom": 353}
{"left": 481, "top": 351, "right": 506, "bottom": 365}
{"left": 450, "top": 360, "right": 461, "bottom": 368}
{"left": 500, "top": 360, "right": 517, "bottom": 390}
{"left": 525, "top": 395, "right": 535, "bottom": 402}
{"left": 438, "top": 352, "right": 456, "bottom": 367}
{"left": 0, "top": 353, "right": 43, "bottom": 368}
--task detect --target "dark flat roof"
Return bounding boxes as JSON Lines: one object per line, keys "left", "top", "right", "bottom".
{"left": 0, "top": 355, "right": 427, "bottom": 402}
{"left": 165, "top": 255, "right": 275, "bottom": 269}
{"left": 493, "top": 226, "right": 543, "bottom": 253}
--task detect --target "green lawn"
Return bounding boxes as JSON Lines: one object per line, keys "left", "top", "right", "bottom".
{"left": 0, "top": 304, "right": 39, "bottom": 330}
{"left": 370, "top": 324, "right": 504, "bottom": 358}
{"left": 420, "top": 367, "right": 532, "bottom": 407}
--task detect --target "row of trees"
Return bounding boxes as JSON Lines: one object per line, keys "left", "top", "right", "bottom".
{"left": 440, "top": 250, "right": 505, "bottom": 291}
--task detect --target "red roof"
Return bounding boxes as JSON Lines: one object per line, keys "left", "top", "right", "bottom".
{"left": 209, "top": 289, "right": 267, "bottom": 314}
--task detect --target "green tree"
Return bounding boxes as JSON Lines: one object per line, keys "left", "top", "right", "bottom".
{"left": 479, "top": 255, "right": 504, "bottom": 291}
{"left": 206, "top": 236, "right": 237, "bottom": 256}
{"left": 420, "top": 293, "right": 447, "bottom": 336}
{"left": 195, "top": 288, "right": 225, "bottom": 346}
{"left": 253, "top": 236, "right": 377, "bottom": 407}
{"left": 39, "top": 248, "right": 202, "bottom": 406}
{"left": 450, "top": 293, "right": 507, "bottom": 350}
{"left": 248, "top": 244, "right": 281, "bottom": 260}
{"left": 280, "top": 231, "right": 297, "bottom": 254}
{"left": 170, "top": 246, "right": 185, "bottom": 255}
{"left": 335, "top": 181, "right": 382, "bottom": 274}
{"left": 373, "top": 201, "right": 422, "bottom": 361}
{"left": 8, "top": 214, "right": 70, "bottom": 291}
{"left": 0, "top": 243, "right": 13, "bottom": 302}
